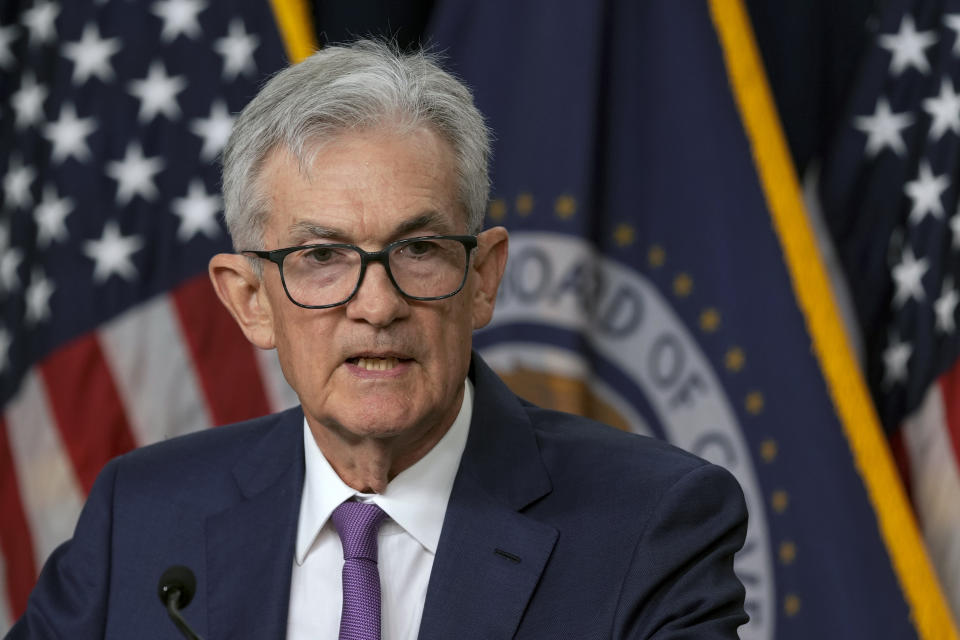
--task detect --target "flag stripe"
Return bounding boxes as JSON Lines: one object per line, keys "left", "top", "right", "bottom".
{"left": 938, "top": 359, "right": 960, "bottom": 473}
{"left": 708, "top": 1, "right": 959, "bottom": 636}
{"left": 171, "top": 275, "right": 271, "bottom": 426}
{"left": 255, "top": 346, "right": 299, "bottom": 413}
{"left": 890, "top": 427, "right": 914, "bottom": 502}
{"left": 4, "top": 371, "right": 85, "bottom": 571}
{"left": 0, "top": 551, "right": 11, "bottom": 633}
{"left": 38, "top": 335, "right": 138, "bottom": 495}
{"left": 0, "top": 417, "right": 36, "bottom": 619}
{"left": 100, "top": 294, "right": 213, "bottom": 445}
{"left": 903, "top": 383, "right": 960, "bottom": 617}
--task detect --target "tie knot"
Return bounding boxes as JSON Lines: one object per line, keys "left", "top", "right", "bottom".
{"left": 331, "top": 501, "right": 387, "bottom": 561}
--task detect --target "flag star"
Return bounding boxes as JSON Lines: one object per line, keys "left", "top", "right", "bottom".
{"left": 190, "top": 100, "right": 234, "bottom": 161}
{"left": 34, "top": 184, "right": 73, "bottom": 247}
{"left": 0, "top": 247, "right": 24, "bottom": 293}
{"left": 11, "top": 72, "right": 48, "bottom": 129}
{"left": 214, "top": 19, "right": 258, "bottom": 80}
{"left": 946, "top": 14, "right": 960, "bottom": 55}
{"left": 105, "top": 143, "right": 165, "bottom": 205}
{"left": 172, "top": 179, "right": 222, "bottom": 241}
{"left": 24, "top": 268, "right": 55, "bottom": 325}
{"left": 879, "top": 15, "right": 937, "bottom": 75}
{"left": 0, "top": 227, "right": 22, "bottom": 293}
{"left": 0, "top": 24, "right": 19, "bottom": 69}
{"left": 83, "top": 221, "right": 144, "bottom": 283}
{"left": 882, "top": 333, "right": 913, "bottom": 387}
{"left": 854, "top": 98, "right": 914, "bottom": 156}
{"left": 923, "top": 78, "right": 960, "bottom": 140}
{"left": 891, "top": 246, "right": 930, "bottom": 307}
{"left": 22, "top": 0, "right": 60, "bottom": 47}
{"left": 904, "top": 161, "right": 948, "bottom": 224}
{"left": 3, "top": 155, "right": 36, "bottom": 208}
{"left": 62, "top": 23, "right": 121, "bottom": 84}
{"left": 152, "top": 0, "right": 207, "bottom": 41}
{"left": 935, "top": 279, "right": 959, "bottom": 333}
{"left": 43, "top": 103, "right": 97, "bottom": 163}
{"left": 127, "top": 60, "right": 188, "bottom": 123}
{"left": 0, "top": 326, "right": 11, "bottom": 373}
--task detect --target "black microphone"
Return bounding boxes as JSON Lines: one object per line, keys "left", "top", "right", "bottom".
{"left": 157, "top": 565, "right": 205, "bottom": 640}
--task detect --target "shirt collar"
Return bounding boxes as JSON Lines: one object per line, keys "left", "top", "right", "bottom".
{"left": 295, "top": 378, "right": 473, "bottom": 565}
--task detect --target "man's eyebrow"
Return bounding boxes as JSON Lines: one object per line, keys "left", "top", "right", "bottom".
{"left": 286, "top": 212, "right": 458, "bottom": 244}
{"left": 393, "top": 212, "right": 457, "bottom": 237}
{"left": 286, "top": 222, "right": 346, "bottom": 243}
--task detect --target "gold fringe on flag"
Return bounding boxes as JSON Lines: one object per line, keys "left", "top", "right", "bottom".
{"left": 708, "top": 0, "right": 959, "bottom": 637}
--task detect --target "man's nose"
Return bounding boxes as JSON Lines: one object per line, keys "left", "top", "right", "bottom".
{"left": 344, "top": 261, "right": 409, "bottom": 326}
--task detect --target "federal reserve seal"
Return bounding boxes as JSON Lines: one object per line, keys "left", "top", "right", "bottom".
{"left": 478, "top": 231, "right": 776, "bottom": 639}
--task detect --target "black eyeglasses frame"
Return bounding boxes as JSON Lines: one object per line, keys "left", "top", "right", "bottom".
{"left": 242, "top": 234, "right": 478, "bottom": 309}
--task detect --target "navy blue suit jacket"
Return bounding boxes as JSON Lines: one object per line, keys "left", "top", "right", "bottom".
{"left": 9, "top": 355, "right": 747, "bottom": 639}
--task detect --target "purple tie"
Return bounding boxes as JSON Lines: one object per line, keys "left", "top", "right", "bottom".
{"left": 331, "top": 501, "right": 388, "bottom": 640}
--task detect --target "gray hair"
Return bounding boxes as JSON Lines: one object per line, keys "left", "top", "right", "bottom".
{"left": 221, "top": 39, "right": 491, "bottom": 252}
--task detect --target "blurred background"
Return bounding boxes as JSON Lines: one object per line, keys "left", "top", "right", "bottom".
{"left": 1, "top": 0, "right": 958, "bottom": 637}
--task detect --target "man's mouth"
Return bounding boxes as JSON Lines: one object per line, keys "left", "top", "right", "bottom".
{"left": 347, "top": 356, "right": 405, "bottom": 371}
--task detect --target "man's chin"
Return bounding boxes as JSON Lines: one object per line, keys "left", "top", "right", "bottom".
{"left": 326, "top": 400, "right": 426, "bottom": 439}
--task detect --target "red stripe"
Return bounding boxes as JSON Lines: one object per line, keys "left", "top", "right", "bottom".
{"left": 39, "top": 335, "right": 138, "bottom": 494}
{"left": 937, "top": 357, "right": 960, "bottom": 474}
{"left": 0, "top": 417, "right": 38, "bottom": 617}
{"left": 889, "top": 427, "right": 913, "bottom": 504}
{"left": 171, "top": 274, "right": 271, "bottom": 425}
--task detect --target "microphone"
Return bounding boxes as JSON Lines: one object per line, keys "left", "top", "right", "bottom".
{"left": 157, "top": 565, "right": 205, "bottom": 640}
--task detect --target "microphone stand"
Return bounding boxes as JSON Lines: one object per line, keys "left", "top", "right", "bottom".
{"left": 163, "top": 587, "right": 205, "bottom": 640}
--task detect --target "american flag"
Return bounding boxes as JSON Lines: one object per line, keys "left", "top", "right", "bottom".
{"left": 819, "top": 0, "right": 960, "bottom": 621}
{"left": 0, "top": 0, "right": 304, "bottom": 630}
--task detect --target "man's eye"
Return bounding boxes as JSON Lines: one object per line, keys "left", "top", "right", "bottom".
{"left": 404, "top": 240, "right": 436, "bottom": 257}
{"left": 303, "top": 247, "right": 339, "bottom": 263}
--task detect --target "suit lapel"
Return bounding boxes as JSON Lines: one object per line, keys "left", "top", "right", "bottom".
{"left": 205, "top": 409, "right": 305, "bottom": 640}
{"left": 201, "top": 355, "right": 553, "bottom": 638}
{"left": 419, "top": 356, "right": 557, "bottom": 639}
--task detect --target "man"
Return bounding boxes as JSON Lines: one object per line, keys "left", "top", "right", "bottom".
{"left": 9, "top": 41, "right": 748, "bottom": 639}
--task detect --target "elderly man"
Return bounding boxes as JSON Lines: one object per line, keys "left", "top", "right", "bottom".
{"left": 9, "top": 41, "right": 747, "bottom": 639}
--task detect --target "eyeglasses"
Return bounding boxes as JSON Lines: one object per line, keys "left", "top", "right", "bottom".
{"left": 243, "top": 235, "right": 478, "bottom": 309}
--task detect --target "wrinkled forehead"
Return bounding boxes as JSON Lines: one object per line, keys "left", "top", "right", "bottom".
{"left": 254, "top": 127, "right": 469, "bottom": 244}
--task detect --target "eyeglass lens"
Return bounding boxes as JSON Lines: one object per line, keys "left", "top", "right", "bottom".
{"left": 282, "top": 237, "right": 469, "bottom": 307}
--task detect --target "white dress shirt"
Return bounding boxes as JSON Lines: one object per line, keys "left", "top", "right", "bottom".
{"left": 286, "top": 379, "right": 473, "bottom": 640}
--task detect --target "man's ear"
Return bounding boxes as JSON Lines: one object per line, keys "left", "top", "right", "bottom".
{"left": 208, "top": 253, "right": 277, "bottom": 349}
{"left": 471, "top": 226, "right": 509, "bottom": 330}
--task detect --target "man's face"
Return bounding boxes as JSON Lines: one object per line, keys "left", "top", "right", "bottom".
{"left": 252, "top": 127, "right": 494, "bottom": 449}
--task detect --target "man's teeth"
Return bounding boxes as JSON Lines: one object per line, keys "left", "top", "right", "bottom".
{"left": 355, "top": 357, "right": 401, "bottom": 371}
